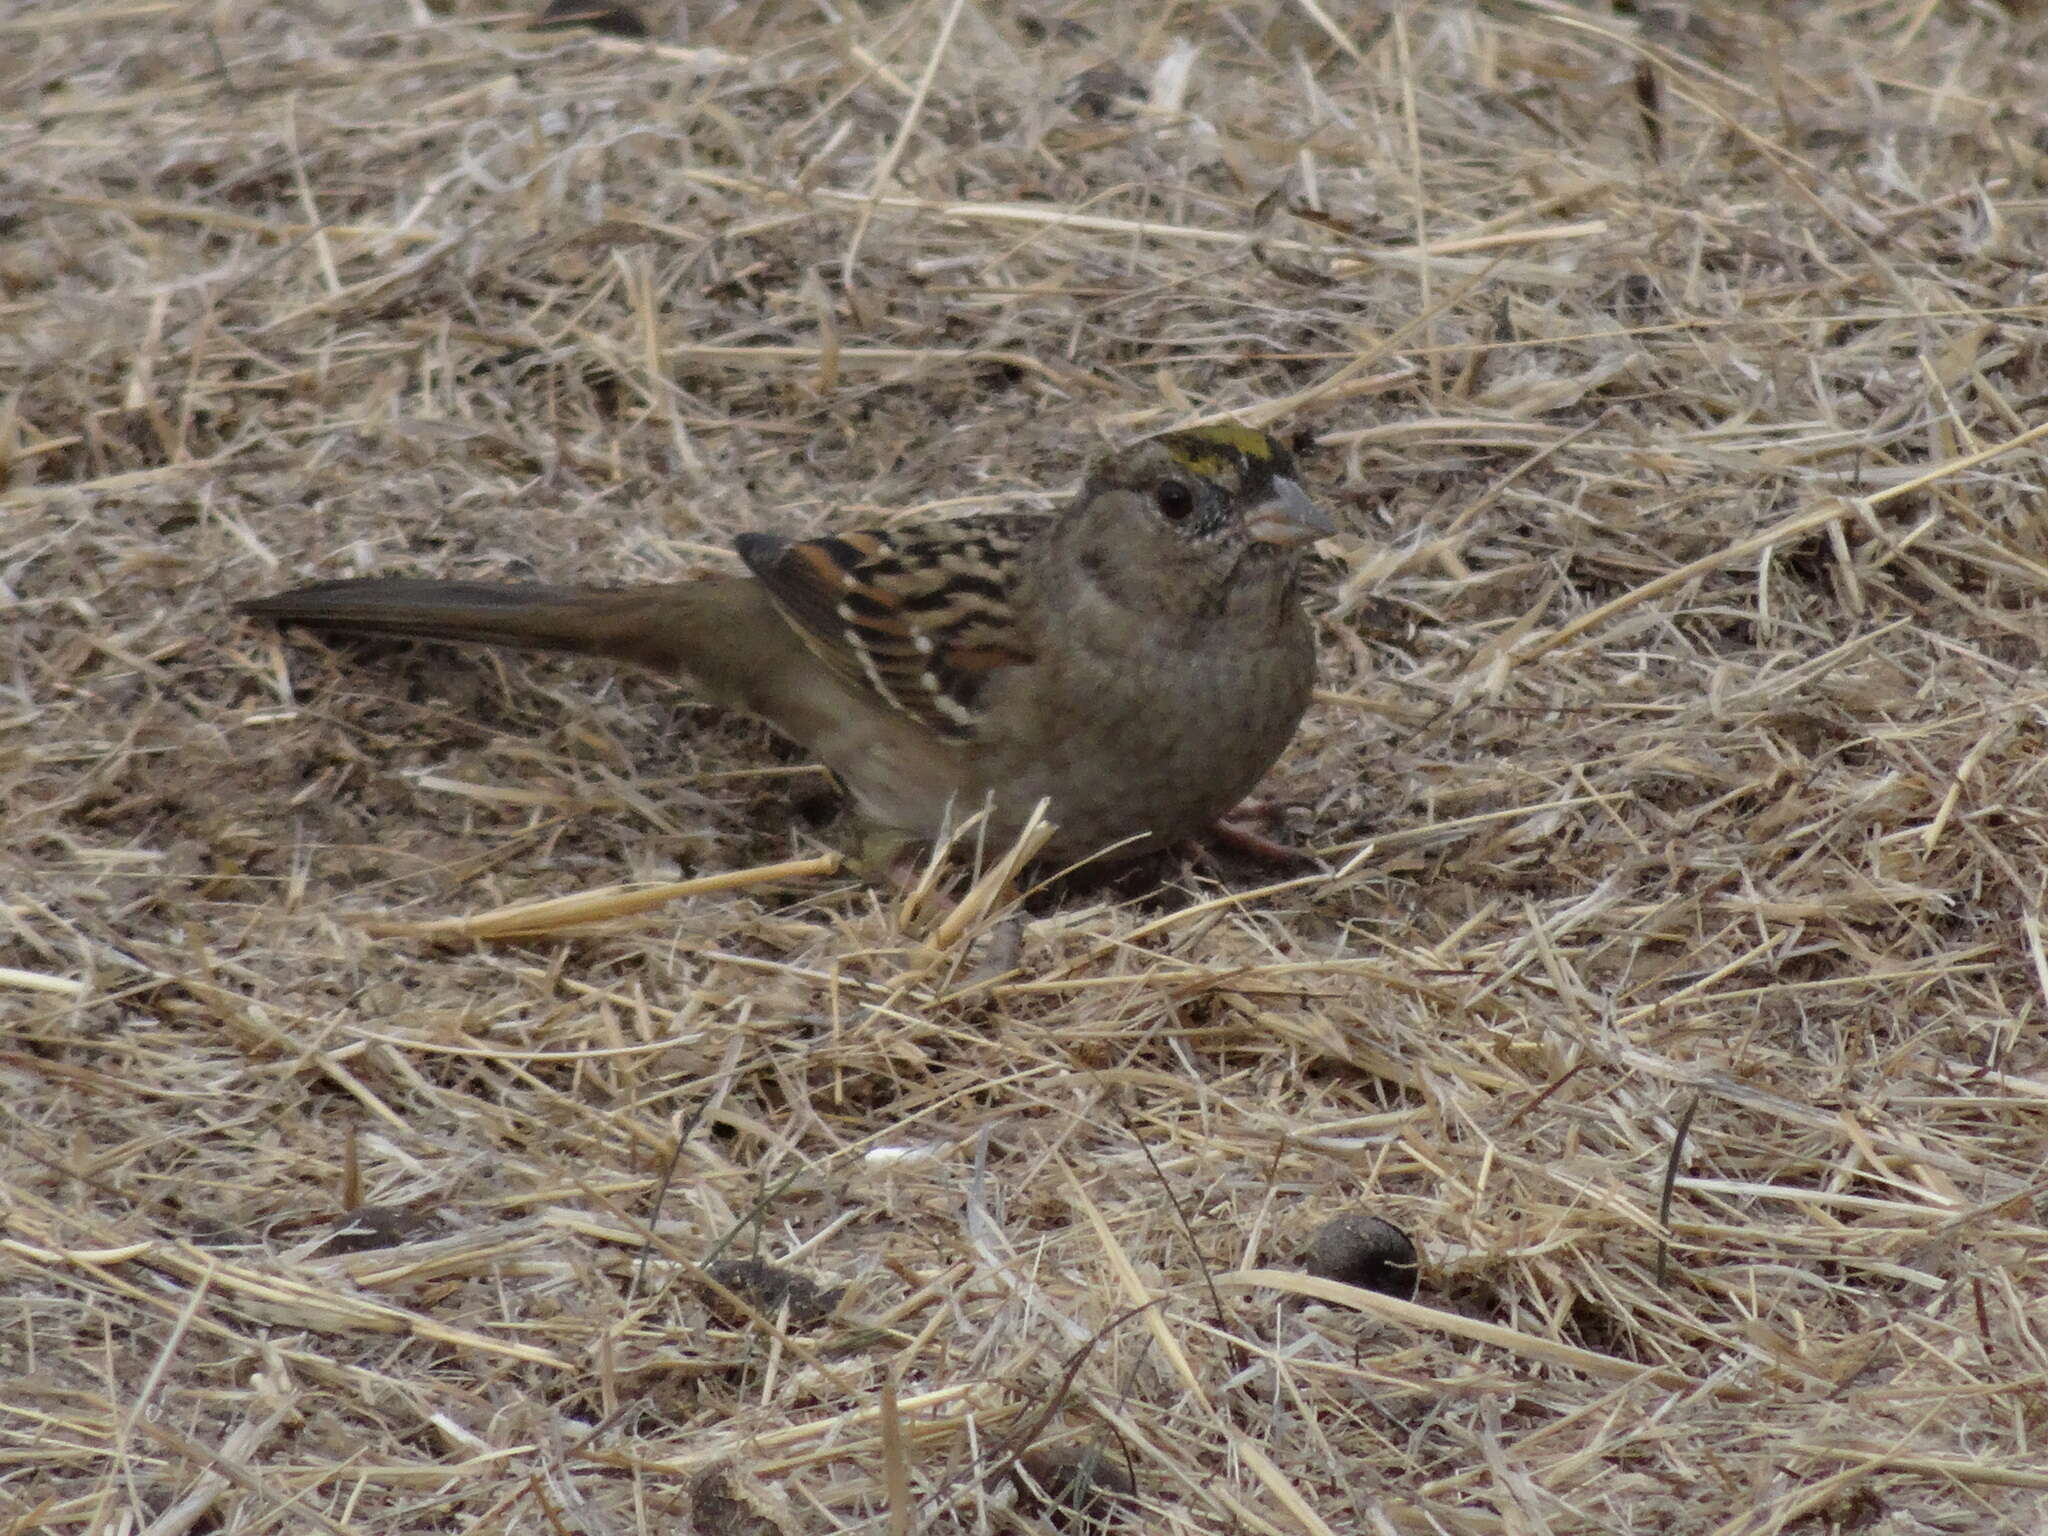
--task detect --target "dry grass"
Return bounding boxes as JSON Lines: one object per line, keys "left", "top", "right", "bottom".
{"left": 8, "top": 0, "right": 2048, "bottom": 1530}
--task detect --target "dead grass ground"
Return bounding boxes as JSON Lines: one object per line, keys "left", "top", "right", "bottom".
{"left": 7, "top": 0, "right": 2048, "bottom": 1530}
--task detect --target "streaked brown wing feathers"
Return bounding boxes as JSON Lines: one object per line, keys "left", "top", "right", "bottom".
{"left": 734, "top": 517, "right": 1036, "bottom": 741}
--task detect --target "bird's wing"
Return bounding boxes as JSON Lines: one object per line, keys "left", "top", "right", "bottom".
{"left": 734, "top": 515, "right": 1039, "bottom": 742}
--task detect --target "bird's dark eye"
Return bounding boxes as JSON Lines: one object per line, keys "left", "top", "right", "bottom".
{"left": 1155, "top": 479, "right": 1195, "bottom": 521}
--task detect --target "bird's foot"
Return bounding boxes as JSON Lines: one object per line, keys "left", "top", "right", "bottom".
{"left": 1190, "top": 816, "right": 1320, "bottom": 871}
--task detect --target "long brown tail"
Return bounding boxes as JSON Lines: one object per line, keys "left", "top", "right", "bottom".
{"left": 238, "top": 576, "right": 785, "bottom": 683}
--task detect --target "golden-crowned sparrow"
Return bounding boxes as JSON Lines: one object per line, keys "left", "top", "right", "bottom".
{"left": 239, "top": 425, "right": 1331, "bottom": 864}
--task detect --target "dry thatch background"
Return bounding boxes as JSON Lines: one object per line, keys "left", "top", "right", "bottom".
{"left": 9, "top": 0, "right": 2048, "bottom": 1530}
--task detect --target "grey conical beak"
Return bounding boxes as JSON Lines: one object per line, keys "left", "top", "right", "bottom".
{"left": 1244, "top": 476, "right": 1334, "bottom": 548}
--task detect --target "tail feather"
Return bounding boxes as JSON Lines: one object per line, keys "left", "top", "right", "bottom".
{"left": 238, "top": 576, "right": 763, "bottom": 679}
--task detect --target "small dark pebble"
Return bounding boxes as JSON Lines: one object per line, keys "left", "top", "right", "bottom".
{"left": 534, "top": 0, "right": 649, "bottom": 38}
{"left": 700, "top": 1256, "right": 845, "bottom": 1327}
{"left": 315, "top": 1204, "right": 429, "bottom": 1256}
{"left": 1012, "top": 1443, "right": 1137, "bottom": 1531}
{"left": 1302, "top": 1211, "right": 1420, "bottom": 1300}
{"left": 1058, "top": 62, "right": 1147, "bottom": 119}
{"left": 1017, "top": 14, "right": 1096, "bottom": 45}
{"left": 688, "top": 1464, "right": 786, "bottom": 1536}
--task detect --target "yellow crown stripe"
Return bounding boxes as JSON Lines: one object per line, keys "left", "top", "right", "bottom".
{"left": 1190, "top": 423, "right": 1279, "bottom": 460}
{"left": 1160, "top": 423, "right": 1280, "bottom": 479}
